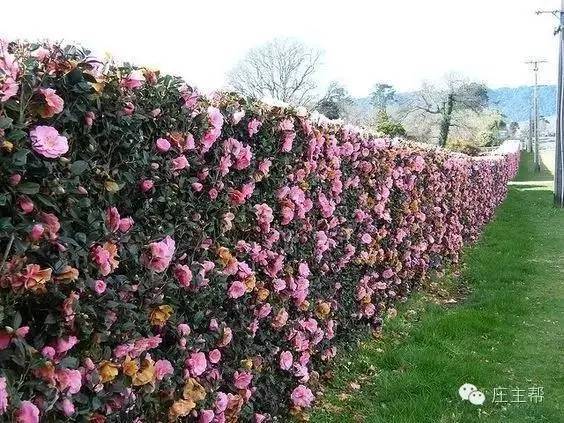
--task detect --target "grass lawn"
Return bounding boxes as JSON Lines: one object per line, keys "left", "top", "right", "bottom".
{"left": 311, "top": 152, "right": 564, "bottom": 423}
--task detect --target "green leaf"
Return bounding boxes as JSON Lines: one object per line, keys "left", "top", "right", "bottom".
{"left": 0, "top": 116, "right": 13, "bottom": 129}
{"left": 8, "top": 129, "right": 27, "bottom": 142}
{"left": 17, "top": 182, "right": 40, "bottom": 194}
{"left": 0, "top": 217, "right": 13, "bottom": 231}
{"left": 12, "top": 311, "right": 22, "bottom": 329}
{"left": 70, "top": 160, "right": 90, "bottom": 175}
{"left": 12, "top": 149, "right": 29, "bottom": 166}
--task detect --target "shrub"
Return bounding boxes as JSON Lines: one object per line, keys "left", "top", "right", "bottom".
{"left": 0, "top": 40, "right": 519, "bottom": 422}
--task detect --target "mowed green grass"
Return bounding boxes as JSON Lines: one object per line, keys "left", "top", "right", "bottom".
{"left": 312, "top": 152, "right": 564, "bottom": 423}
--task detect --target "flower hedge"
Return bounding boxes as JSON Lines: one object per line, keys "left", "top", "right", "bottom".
{"left": 0, "top": 40, "right": 519, "bottom": 422}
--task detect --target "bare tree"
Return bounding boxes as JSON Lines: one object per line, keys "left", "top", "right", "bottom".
{"left": 370, "top": 83, "right": 396, "bottom": 111}
{"left": 315, "top": 81, "right": 353, "bottom": 119}
{"left": 402, "top": 76, "right": 489, "bottom": 146}
{"left": 227, "top": 38, "right": 322, "bottom": 106}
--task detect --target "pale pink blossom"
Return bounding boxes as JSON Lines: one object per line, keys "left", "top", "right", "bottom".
{"left": 18, "top": 196, "right": 34, "bottom": 214}
{"left": 142, "top": 236, "right": 175, "bottom": 272}
{"left": 233, "top": 371, "right": 253, "bottom": 389}
{"left": 171, "top": 155, "right": 189, "bottom": 171}
{"left": 186, "top": 352, "right": 207, "bottom": 376}
{"left": 248, "top": 118, "right": 262, "bottom": 137}
{"left": 30, "top": 224, "right": 44, "bottom": 241}
{"left": 155, "top": 138, "right": 170, "bottom": 153}
{"left": 155, "top": 359, "right": 174, "bottom": 380}
{"left": 291, "top": 385, "right": 314, "bottom": 408}
{"left": 279, "top": 351, "right": 293, "bottom": 370}
{"left": 61, "top": 398, "right": 75, "bottom": 417}
{"left": 0, "top": 377, "right": 8, "bottom": 415}
{"left": 208, "top": 106, "right": 224, "bottom": 128}
{"left": 39, "top": 88, "right": 64, "bottom": 117}
{"left": 92, "top": 279, "right": 106, "bottom": 294}
{"left": 121, "top": 70, "right": 145, "bottom": 89}
{"left": 0, "top": 77, "right": 18, "bottom": 102}
{"left": 30, "top": 126, "right": 69, "bottom": 158}
{"left": 228, "top": 281, "right": 246, "bottom": 299}
{"left": 174, "top": 264, "right": 193, "bottom": 288}
{"left": 208, "top": 349, "right": 221, "bottom": 364}
{"left": 55, "top": 336, "right": 78, "bottom": 354}
{"left": 55, "top": 368, "right": 82, "bottom": 394}
{"left": 139, "top": 179, "right": 154, "bottom": 192}
{"left": 199, "top": 410, "right": 214, "bottom": 423}
{"left": 17, "top": 401, "right": 39, "bottom": 423}
{"left": 9, "top": 174, "right": 21, "bottom": 186}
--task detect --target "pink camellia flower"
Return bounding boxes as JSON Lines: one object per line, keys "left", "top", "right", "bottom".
{"left": 177, "top": 323, "right": 191, "bottom": 336}
{"left": 29, "top": 224, "right": 44, "bottom": 241}
{"left": 31, "top": 46, "right": 50, "bottom": 61}
{"left": 139, "top": 179, "right": 154, "bottom": 192}
{"left": 291, "top": 385, "right": 314, "bottom": 408}
{"left": 281, "top": 132, "right": 295, "bottom": 153}
{"left": 106, "top": 207, "right": 121, "bottom": 232}
{"left": 361, "top": 233, "right": 372, "bottom": 244}
{"left": 186, "top": 352, "right": 207, "bottom": 376}
{"left": 155, "top": 138, "right": 171, "bottom": 153}
{"left": 55, "top": 336, "right": 78, "bottom": 354}
{"left": 208, "top": 349, "right": 221, "bottom": 364}
{"left": 121, "top": 69, "right": 145, "bottom": 90}
{"left": 17, "top": 401, "right": 39, "bottom": 423}
{"left": 0, "top": 377, "right": 8, "bottom": 414}
{"left": 232, "top": 109, "right": 245, "bottom": 124}
{"left": 91, "top": 242, "right": 119, "bottom": 276}
{"left": 207, "top": 106, "right": 224, "bottom": 129}
{"left": 9, "top": 174, "right": 21, "bottom": 186}
{"left": 192, "top": 182, "right": 203, "bottom": 192}
{"left": 41, "top": 346, "right": 56, "bottom": 359}
{"left": 248, "top": 118, "right": 261, "bottom": 137}
{"left": 18, "top": 196, "right": 34, "bottom": 214}
{"left": 84, "top": 111, "right": 95, "bottom": 127}
{"left": 92, "top": 279, "right": 106, "bottom": 294}
{"left": 228, "top": 281, "right": 246, "bottom": 299}
{"left": 0, "top": 77, "right": 18, "bottom": 102}
{"left": 258, "top": 159, "right": 271, "bottom": 175}
{"left": 118, "top": 217, "right": 134, "bottom": 233}
{"left": 279, "top": 351, "right": 293, "bottom": 371}
{"left": 122, "top": 101, "right": 135, "bottom": 115}
{"left": 154, "top": 359, "right": 174, "bottom": 380}
{"left": 214, "top": 392, "right": 228, "bottom": 413}
{"left": 228, "top": 189, "right": 246, "bottom": 206}
{"left": 142, "top": 236, "right": 175, "bottom": 272}
{"left": 171, "top": 155, "right": 189, "bottom": 171}
{"left": 55, "top": 368, "right": 82, "bottom": 394}
{"left": 233, "top": 371, "right": 253, "bottom": 389}
{"left": 185, "top": 133, "right": 196, "bottom": 150}
{"left": 279, "top": 118, "right": 294, "bottom": 131}
{"left": 174, "top": 264, "right": 193, "bottom": 288}
{"left": 255, "top": 413, "right": 267, "bottom": 423}
{"left": 61, "top": 398, "right": 75, "bottom": 417}
{"left": 30, "top": 126, "right": 69, "bottom": 158}
{"left": 382, "top": 268, "right": 394, "bottom": 279}
{"left": 233, "top": 144, "right": 252, "bottom": 170}
{"left": 39, "top": 88, "right": 64, "bottom": 118}
{"left": 199, "top": 409, "right": 214, "bottom": 423}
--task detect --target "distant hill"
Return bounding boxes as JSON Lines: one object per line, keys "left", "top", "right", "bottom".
{"left": 349, "top": 85, "right": 557, "bottom": 126}
{"left": 488, "top": 85, "right": 556, "bottom": 123}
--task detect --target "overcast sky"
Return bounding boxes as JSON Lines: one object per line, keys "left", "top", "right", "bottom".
{"left": 1, "top": 0, "right": 561, "bottom": 96}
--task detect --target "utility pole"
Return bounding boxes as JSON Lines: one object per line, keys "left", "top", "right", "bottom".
{"left": 525, "top": 60, "right": 546, "bottom": 172}
{"left": 536, "top": 3, "right": 564, "bottom": 206}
